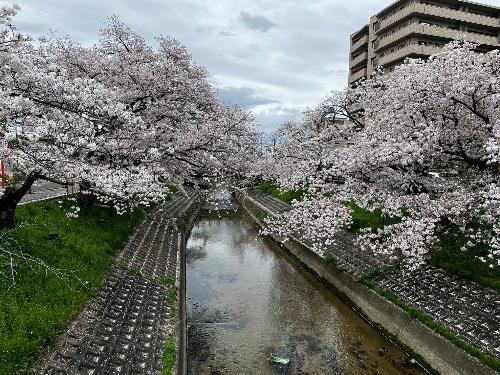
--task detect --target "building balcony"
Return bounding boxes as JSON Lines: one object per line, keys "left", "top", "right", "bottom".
{"left": 349, "top": 67, "right": 367, "bottom": 84}
{"left": 379, "top": 2, "right": 499, "bottom": 33}
{"left": 378, "top": 43, "right": 442, "bottom": 66}
{"left": 350, "top": 51, "right": 368, "bottom": 69}
{"left": 351, "top": 34, "right": 369, "bottom": 54}
{"left": 378, "top": 23, "right": 499, "bottom": 51}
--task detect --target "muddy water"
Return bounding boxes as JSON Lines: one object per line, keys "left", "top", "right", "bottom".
{"left": 186, "top": 212, "right": 427, "bottom": 375}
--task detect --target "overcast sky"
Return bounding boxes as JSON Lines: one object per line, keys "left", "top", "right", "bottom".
{"left": 11, "top": 0, "right": 499, "bottom": 132}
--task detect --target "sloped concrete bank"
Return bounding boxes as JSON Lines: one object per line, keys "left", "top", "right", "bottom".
{"left": 236, "top": 190, "right": 497, "bottom": 375}
{"left": 33, "top": 191, "right": 201, "bottom": 375}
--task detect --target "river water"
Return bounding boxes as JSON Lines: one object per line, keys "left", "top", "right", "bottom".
{"left": 186, "top": 202, "right": 427, "bottom": 374}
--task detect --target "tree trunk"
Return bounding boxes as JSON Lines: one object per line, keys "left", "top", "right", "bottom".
{"left": 78, "top": 181, "right": 97, "bottom": 208}
{"left": 0, "top": 172, "right": 39, "bottom": 229}
{"left": 79, "top": 192, "right": 97, "bottom": 208}
{"left": 108, "top": 203, "right": 116, "bottom": 217}
{"left": 0, "top": 189, "right": 18, "bottom": 229}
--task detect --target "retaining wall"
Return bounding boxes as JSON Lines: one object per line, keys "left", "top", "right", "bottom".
{"left": 174, "top": 199, "right": 201, "bottom": 375}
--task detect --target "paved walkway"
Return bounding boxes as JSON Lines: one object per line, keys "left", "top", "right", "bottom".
{"left": 245, "top": 188, "right": 500, "bottom": 359}
{"left": 34, "top": 189, "right": 199, "bottom": 375}
{"left": 20, "top": 181, "right": 70, "bottom": 205}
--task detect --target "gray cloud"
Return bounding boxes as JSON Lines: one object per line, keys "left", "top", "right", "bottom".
{"left": 219, "top": 87, "right": 280, "bottom": 110}
{"left": 254, "top": 106, "right": 303, "bottom": 133}
{"left": 219, "top": 30, "right": 236, "bottom": 37}
{"left": 12, "top": 0, "right": 499, "bottom": 133}
{"left": 239, "top": 11, "right": 277, "bottom": 32}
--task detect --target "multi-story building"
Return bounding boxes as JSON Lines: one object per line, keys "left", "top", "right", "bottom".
{"left": 349, "top": 0, "right": 500, "bottom": 85}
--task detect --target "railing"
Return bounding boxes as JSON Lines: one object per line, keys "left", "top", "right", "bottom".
{"left": 379, "top": 2, "right": 498, "bottom": 32}
{"left": 351, "top": 51, "right": 368, "bottom": 68}
{"left": 378, "top": 23, "right": 499, "bottom": 50}
{"left": 349, "top": 67, "right": 367, "bottom": 84}
{"left": 378, "top": 44, "right": 442, "bottom": 66}
{"left": 351, "top": 34, "right": 369, "bottom": 53}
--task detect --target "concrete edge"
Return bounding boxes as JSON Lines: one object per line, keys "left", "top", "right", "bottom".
{"left": 176, "top": 229, "right": 188, "bottom": 375}
{"left": 19, "top": 192, "right": 70, "bottom": 206}
{"left": 174, "top": 199, "right": 202, "bottom": 375}
{"left": 236, "top": 190, "right": 498, "bottom": 375}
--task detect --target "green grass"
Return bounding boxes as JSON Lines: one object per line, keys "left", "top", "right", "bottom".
{"left": 258, "top": 182, "right": 304, "bottom": 205}
{"left": 346, "top": 201, "right": 401, "bottom": 234}
{"left": 349, "top": 207, "right": 500, "bottom": 291}
{"left": 160, "top": 277, "right": 176, "bottom": 287}
{"left": 162, "top": 336, "right": 176, "bottom": 375}
{"left": 256, "top": 210, "right": 268, "bottom": 221}
{"left": 258, "top": 183, "right": 400, "bottom": 233}
{"left": 359, "top": 267, "right": 393, "bottom": 283}
{"left": 0, "top": 198, "right": 144, "bottom": 375}
{"left": 164, "top": 186, "right": 179, "bottom": 202}
{"left": 162, "top": 285, "right": 178, "bottom": 374}
{"left": 259, "top": 186, "right": 499, "bottom": 285}
{"left": 165, "top": 286, "right": 178, "bottom": 317}
{"left": 325, "top": 256, "right": 338, "bottom": 265}
{"left": 430, "top": 225, "right": 500, "bottom": 293}
{"left": 264, "top": 182, "right": 499, "bottom": 291}
{"left": 348, "top": 208, "right": 500, "bottom": 292}
{"left": 360, "top": 275, "right": 500, "bottom": 372}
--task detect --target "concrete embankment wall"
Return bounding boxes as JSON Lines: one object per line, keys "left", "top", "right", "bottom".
{"left": 175, "top": 200, "right": 202, "bottom": 375}
{"left": 236, "top": 191, "right": 497, "bottom": 375}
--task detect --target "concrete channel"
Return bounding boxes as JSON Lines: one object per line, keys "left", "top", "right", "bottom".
{"left": 182, "top": 191, "right": 430, "bottom": 374}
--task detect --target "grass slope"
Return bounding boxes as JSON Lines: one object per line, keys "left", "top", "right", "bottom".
{"left": 430, "top": 226, "right": 500, "bottom": 293}
{"left": 258, "top": 182, "right": 304, "bottom": 205}
{"left": 346, "top": 201, "right": 401, "bottom": 234}
{"left": 0, "top": 198, "right": 144, "bottom": 374}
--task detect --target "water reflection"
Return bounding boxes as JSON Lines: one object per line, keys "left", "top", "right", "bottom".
{"left": 187, "top": 213, "right": 427, "bottom": 375}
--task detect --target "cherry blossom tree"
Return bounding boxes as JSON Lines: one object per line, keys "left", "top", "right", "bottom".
{"left": 0, "top": 8, "right": 258, "bottom": 229}
{"left": 263, "top": 41, "right": 500, "bottom": 268}
{"left": 43, "top": 17, "right": 260, "bottom": 191}
{"left": 257, "top": 92, "right": 359, "bottom": 191}
{"left": 0, "top": 5, "right": 163, "bottom": 228}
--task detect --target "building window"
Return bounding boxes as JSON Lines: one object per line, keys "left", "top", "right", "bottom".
{"left": 374, "top": 21, "right": 380, "bottom": 31}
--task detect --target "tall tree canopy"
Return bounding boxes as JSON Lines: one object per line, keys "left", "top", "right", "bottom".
{"left": 0, "top": 6, "right": 259, "bottom": 227}
{"left": 262, "top": 41, "right": 500, "bottom": 269}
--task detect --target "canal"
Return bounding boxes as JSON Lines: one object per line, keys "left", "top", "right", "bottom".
{"left": 186, "top": 200, "right": 426, "bottom": 374}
